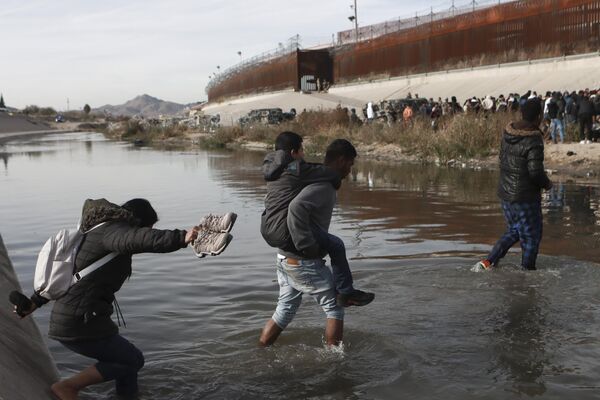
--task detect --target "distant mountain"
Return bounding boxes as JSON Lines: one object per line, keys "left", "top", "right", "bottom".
{"left": 94, "top": 94, "right": 187, "bottom": 117}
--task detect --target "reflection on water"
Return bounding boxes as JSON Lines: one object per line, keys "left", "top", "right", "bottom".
{"left": 494, "top": 282, "right": 548, "bottom": 396}
{"left": 1, "top": 132, "right": 600, "bottom": 399}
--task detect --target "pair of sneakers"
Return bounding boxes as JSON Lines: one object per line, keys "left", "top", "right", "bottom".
{"left": 192, "top": 212, "right": 237, "bottom": 258}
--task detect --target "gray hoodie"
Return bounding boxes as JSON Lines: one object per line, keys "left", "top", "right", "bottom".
{"left": 260, "top": 150, "right": 340, "bottom": 252}
{"left": 280, "top": 182, "right": 337, "bottom": 260}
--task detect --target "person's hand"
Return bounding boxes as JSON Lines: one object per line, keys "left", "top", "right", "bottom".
{"left": 13, "top": 302, "right": 37, "bottom": 319}
{"left": 185, "top": 226, "right": 200, "bottom": 245}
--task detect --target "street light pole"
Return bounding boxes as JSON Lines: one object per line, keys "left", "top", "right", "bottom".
{"left": 353, "top": 0, "right": 358, "bottom": 42}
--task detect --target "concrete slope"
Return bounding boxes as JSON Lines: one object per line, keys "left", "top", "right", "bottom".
{"left": 0, "top": 235, "right": 58, "bottom": 400}
{"left": 203, "top": 53, "right": 600, "bottom": 126}
{"left": 331, "top": 53, "right": 600, "bottom": 103}
{"left": 0, "top": 112, "right": 51, "bottom": 134}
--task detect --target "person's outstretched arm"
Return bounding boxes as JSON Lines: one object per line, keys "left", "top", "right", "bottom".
{"left": 103, "top": 223, "right": 198, "bottom": 255}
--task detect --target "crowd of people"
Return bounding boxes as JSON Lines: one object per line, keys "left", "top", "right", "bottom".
{"left": 359, "top": 89, "right": 600, "bottom": 144}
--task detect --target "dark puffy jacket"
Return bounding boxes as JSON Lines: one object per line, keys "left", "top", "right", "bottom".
{"left": 498, "top": 122, "right": 552, "bottom": 202}
{"left": 578, "top": 97, "right": 595, "bottom": 116}
{"left": 47, "top": 199, "right": 187, "bottom": 342}
{"left": 260, "top": 150, "right": 340, "bottom": 251}
{"left": 547, "top": 100, "right": 559, "bottom": 119}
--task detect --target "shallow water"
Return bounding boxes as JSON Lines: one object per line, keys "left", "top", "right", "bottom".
{"left": 1, "top": 132, "right": 600, "bottom": 399}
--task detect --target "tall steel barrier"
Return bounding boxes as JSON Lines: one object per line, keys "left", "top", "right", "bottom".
{"left": 207, "top": 0, "right": 600, "bottom": 102}
{"left": 333, "top": 0, "right": 600, "bottom": 83}
{"left": 207, "top": 52, "right": 298, "bottom": 102}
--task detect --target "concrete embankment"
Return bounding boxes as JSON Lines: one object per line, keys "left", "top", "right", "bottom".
{"left": 203, "top": 52, "right": 600, "bottom": 125}
{"left": 0, "top": 112, "right": 73, "bottom": 144}
{"left": 0, "top": 235, "right": 58, "bottom": 400}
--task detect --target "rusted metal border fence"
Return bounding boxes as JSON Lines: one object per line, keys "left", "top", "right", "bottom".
{"left": 207, "top": 0, "right": 600, "bottom": 102}
{"left": 333, "top": 0, "right": 600, "bottom": 83}
{"left": 337, "top": 0, "right": 517, "bottom": 44}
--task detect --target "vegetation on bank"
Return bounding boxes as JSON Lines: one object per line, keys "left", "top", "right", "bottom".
{"left": 201, "top": 109, "right": 514, "bottom": 163}
{"left": 80, "top": 108, "right": 585, "bottom": 164}
{"left": 102, "top": 118, "right": 188, "bottom": 142}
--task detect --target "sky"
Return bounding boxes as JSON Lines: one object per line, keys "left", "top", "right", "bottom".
{"left": 1, "top": 0, "right": 486, "bottom": 110}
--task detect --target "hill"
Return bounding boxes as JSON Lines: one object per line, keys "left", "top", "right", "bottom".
{"left": 94, "top": 94, "right": 186, "bottom": 117}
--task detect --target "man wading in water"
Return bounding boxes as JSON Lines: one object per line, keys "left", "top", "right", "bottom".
{"left": 259, "top": 139, "right": 359, "bottom": 346}
{"left": 474, "top": 99, "right": 553, "bottom": 271}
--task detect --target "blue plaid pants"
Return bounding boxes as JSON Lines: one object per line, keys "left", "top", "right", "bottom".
{"left": 487, "top": 201, "right": 543, "bottom": 270}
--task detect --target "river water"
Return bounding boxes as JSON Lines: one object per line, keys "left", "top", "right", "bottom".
{"left": 1, "top": 132, "right": 600, "bottom": 399}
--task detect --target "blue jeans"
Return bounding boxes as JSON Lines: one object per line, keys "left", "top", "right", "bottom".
{"left": 61, "top": 334, "right": 145, "bottom": 396}
{"left": 549, "top": 118, "right": 564, "bottom": 143}
{"left": 272, "top": 256, "right": 344, "bottom": 329}
{"left": 313, "top": 228, "right": 354, "bottom": 294}
{"left": 487, "top": 201, "right": 543, "bottom": 270}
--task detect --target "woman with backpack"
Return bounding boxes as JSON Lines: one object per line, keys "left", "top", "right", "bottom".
{"left": 12, "top": 198, "right": 224, "bottom": 400}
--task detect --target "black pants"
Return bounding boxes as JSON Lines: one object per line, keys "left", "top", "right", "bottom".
{"left": 579, "top": 113, "right": 593, "bottom": 141}
{"left": 61, "top": 334, "right": 144, "bottom": 396}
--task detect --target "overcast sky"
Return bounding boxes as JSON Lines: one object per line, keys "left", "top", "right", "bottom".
{"left": 1, "top": 0, "right": 482, "bottom": 110}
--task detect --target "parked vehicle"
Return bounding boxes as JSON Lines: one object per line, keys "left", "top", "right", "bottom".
{"left": 239, "top": 108, "right": 292, "bottom": 126}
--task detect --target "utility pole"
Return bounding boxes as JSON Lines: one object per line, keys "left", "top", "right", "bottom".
{"left": 352, "top": 0, "right": 359, "bottom": 42}
{"left": 450, "top": 0, "right": 456, "bottom": 17}
{"left": 66, "top": 98, "right": 69, "bottom": 111}
{"left": 472, "top": 0, "right": 477, "bottom": 13}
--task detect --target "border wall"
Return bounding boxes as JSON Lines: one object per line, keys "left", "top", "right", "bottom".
{"left": 206, "top": 0, "right": 600, "bottom": 103}
{"left": 333, "top": 0, "right": 600, "bottom": 83}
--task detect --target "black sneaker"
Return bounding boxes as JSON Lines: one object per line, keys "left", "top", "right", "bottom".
{"left": 337, "top": 289, "right": 375, "bottom": 307}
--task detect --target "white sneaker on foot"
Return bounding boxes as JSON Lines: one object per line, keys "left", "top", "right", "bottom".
{"left": 471, "top": 260, "right": 492, "bottom": 272}
{"left": 199, "top": 212, "right": 237, "bottom": 233}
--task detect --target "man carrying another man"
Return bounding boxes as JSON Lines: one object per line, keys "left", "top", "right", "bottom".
{"left": 259, "top": 139, "right": 361, "bottom": 346}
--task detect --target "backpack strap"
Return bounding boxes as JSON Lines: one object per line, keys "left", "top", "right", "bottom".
{"left": 71, "top": 221, "right": 118, "bottom": 283}
{"left": 72, "top": 252, "right": 118, "bottom": 283}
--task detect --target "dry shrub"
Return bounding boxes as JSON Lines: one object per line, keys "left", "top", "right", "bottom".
{"left": 213, "top": 110, "right": 516, "bottom": 162}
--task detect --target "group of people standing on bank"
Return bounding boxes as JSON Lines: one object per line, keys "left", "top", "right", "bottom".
{"left": 360, "top": 88, "right": 600, "bottom": 143}
{"left": 11, "top": 97, "right": 553, "bottom": 399}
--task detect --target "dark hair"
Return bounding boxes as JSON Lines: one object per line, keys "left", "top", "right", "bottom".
{"left": 521, "top": 99, "right": 542, "bottom": 122}
{"left": 275, "top": 131, "right": 303, "bottom": 153}
{"left": 122, "top": 198, "right": 158, "bottom": 227}
{"left": 324, "top": 139, "right": 357, "bottom": 164}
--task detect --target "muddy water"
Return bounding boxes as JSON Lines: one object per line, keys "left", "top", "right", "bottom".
{"left": 1, "top": 132, "right": 600, "bottom": 399}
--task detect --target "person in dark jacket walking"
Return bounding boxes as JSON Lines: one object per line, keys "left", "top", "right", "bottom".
{"left": 15, "top": 198, "right": 201, "bottom": 400}
{"left": 474, "top": 99, "right": 552, "bottom": 271}
{"left": 547, "top": 92, "right": 565, "bottom": 143}
{"left": 577, "top": 92, "right": 595, "bottom": 144}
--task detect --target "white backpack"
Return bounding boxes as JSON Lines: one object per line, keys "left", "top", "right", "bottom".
{"left": 34, "top": 222, "right": 117, "bottom": 301}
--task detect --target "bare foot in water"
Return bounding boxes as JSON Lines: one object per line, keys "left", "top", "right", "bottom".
{"left": 51, "top": 381, "right": 79, "bottom": 400}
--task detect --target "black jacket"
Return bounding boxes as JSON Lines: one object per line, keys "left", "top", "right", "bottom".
{"left": 47, "top": 199, "right": 187, "bottom": 342}
{"left": 578, "top": 97, "right": 595, "bottom": 116}
{"left": 260, "top": 150, "right": 340, "bottom": 253}
{"left": 498, "top": 122, "right": 552, "bottom": 203}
